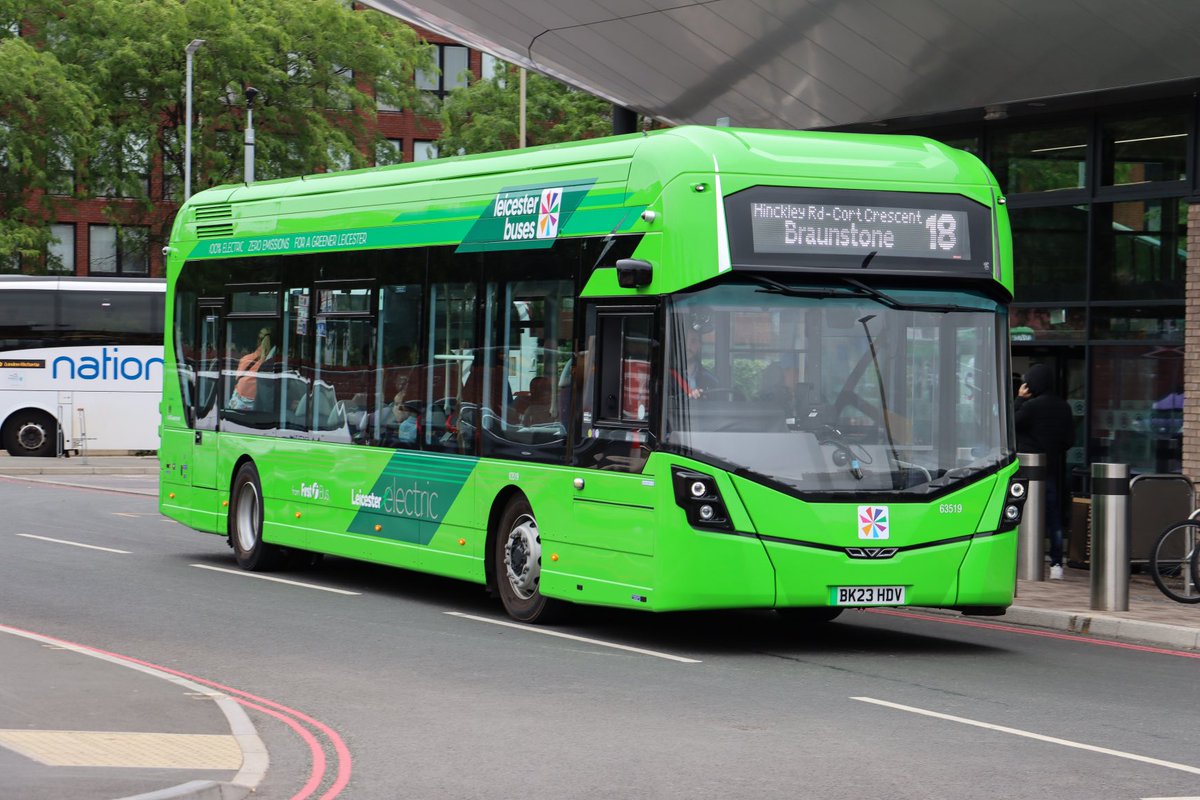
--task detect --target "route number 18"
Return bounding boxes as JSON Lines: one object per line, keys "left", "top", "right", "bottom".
{"left": 925, "top": 213, "right": 958, "bottom": 251}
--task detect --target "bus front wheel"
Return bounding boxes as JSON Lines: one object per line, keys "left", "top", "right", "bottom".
{"left": 229, "top": 462, "right": 283, "bottom": 571}
{"left": 3, "top": 410, "right": 57, "bottom": 457}
{"left": 495, "top": 496, "right": 563, "bottom": 624}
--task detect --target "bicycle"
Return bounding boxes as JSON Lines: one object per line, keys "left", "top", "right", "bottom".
{"left": 1149, "top": 509, "right": 1200, "bottom": 604}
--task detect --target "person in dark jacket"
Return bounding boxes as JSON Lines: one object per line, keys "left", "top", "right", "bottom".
{"left": 1015, "top": 363, "right": 1075, "bottom": 579}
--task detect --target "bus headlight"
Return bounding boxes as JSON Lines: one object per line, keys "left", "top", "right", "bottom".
{"left": 672, "top": 467, "right": 732, "bottom": 531}
{"left": 998, "top": 477, "right": 1028, "bottom": 531}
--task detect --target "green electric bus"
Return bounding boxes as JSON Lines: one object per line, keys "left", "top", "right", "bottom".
{"left": 160, "top": 126, "right": 1026, "bottom": 623}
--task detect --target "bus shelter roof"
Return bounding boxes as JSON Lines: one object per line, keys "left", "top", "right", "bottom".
{"left": 361, "top": 0, "right": 1200, "bottom": 130}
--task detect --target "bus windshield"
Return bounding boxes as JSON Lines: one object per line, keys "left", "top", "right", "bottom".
{"left": 663, "top": 279, "right": 1013, "bottom": 496}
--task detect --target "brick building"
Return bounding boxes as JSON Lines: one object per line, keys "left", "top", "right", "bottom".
{"left": 3, "top": 24, "right": 489, "bottom": 281}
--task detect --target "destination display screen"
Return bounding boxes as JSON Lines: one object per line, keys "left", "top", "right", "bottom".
{"left": 725, "top": 187, "right": 993, "bottom": 277}
{"left": 749, "top": 201, "right": 971, "bottom": 261}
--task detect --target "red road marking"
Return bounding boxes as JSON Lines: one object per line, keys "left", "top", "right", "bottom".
{"left": 2, "top": 624, "right": 351, "bottom": 799}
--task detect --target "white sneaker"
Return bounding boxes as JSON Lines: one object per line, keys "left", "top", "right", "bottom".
{"left": 1049, "top": 564, "right": 1064, "bottom": 580}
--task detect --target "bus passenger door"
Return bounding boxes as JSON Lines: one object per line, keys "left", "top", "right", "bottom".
{"left": 569, "top": 308, "right": 659, "bottom": 557}
{"left": 191, "top": 302, "right": 221, "bottom": 491}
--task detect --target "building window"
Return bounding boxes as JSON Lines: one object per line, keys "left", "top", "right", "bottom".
{"left": 1089, "top": 345, "right": 1184, "bottom": 474}
{"left": 1101, "top": 113, "right": 1188, "bottom": 186}
{"left": 413, "top": 140, "right": 438, "bottom": 162}
{"left": 326, "top": 147, "right": 352, "bottom": 172}
{"left": 376, "top": 83, "right": 401, "bottom": 112}
{"left": 1009, "top": 205, "right": 1088, "bottom": 302}
{"left": 161, "top": 128, "right": 182, "bottom": 200}
{"left": 48, "top": 223, "right": 75, "bottom": 274}
{"left": 481, "top": 53, "right": 506, "bottom": 86}
{"left": 375, "top": 137, "right": 403, "bottom": 166}
{"left": 95, "top": 132, "right": 150, "bottom": 198}
{"left": 1092, "top": 198, "right": 1186, "bottom": 301}
{"left": 991, "top": 125, "right": 1087, "bottom": 194}
{"left": 48, "top": 135, "right": 75, "bottom": 196}
{"left": 416, "top": 44, "right": 469, "bottom": 104}
{"left": 89, "top": 225, "right": 149, "bottom": 275}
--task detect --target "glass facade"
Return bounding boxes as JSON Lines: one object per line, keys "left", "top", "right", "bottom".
{"left": 904, "top": 102, "right": 1193, "bottom": 478}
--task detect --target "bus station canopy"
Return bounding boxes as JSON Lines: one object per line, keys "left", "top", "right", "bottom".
{"left": 361, "top": 0, "right": 1200, "bottom": 130}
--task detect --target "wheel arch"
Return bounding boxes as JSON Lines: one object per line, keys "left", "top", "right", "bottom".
{"left": 484, "top": 485, "right": 528, "bottom": 594}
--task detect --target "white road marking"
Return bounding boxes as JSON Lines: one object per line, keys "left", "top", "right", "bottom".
{"left": 853, "top": 697, "right": 1200, "bottom": 776}
{"left": 190, "top": 564, "right": 361, "bottom": 596}
{"left": 16, "top": 534, "right": 130, "bottom": 554}
{"left": 446, "top": 611, "right": 702, "bottom": 663}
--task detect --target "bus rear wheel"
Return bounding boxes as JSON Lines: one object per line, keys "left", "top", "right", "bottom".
{"left": 3, "top": 410, "right": 57, "bottom": 457}
{"left": 495, "top": 496, "right": 563, "bottom": 624}
{"left": 229, "top": 462, "right": 283, "bottom": 571}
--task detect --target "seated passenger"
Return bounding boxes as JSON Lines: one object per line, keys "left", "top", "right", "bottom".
{"left": 379, "top": 390, "right": 419, "bottom": 446}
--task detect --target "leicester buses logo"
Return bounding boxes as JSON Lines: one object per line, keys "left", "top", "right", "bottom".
{"left": 537, "top": 187, "right": 562, "bottom": 239}
{"left": 857, "top": 505, "right": 889, "bottom": 540}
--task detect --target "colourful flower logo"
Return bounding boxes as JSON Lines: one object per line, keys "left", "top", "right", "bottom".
{"left": 537, "top": 187, "right": 562, "bottom": 239}
{"left": 857, "top": 505, "right": 889, "bottom": 540}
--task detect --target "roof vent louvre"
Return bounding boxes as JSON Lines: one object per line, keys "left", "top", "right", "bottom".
{"left": 194, "top": 204, "right": 233, "bottom": 221}
{"left": 196, "top": 222, "right": 234, "bottom": 239}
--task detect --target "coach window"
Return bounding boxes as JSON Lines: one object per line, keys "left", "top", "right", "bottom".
{"left": 425, "top": 250, "right": 479, "bottom": 454}
{"left": 59, "top": 290, "right": 160, "bottom": 345}
{"left": 0, "top": 291, "right": 55, "bottom": 350}
{"left": 222, "top": 288, "right": 281, "bottom": 432}
{"left": 312, "top": 284, "right": 374, "bottom": 444}
{"left": 377, "top": 266, "right": 424, "bottom": 448}
{"left": 278, "top": 285, "right": 312, "bottom": 434}
{"left": 477, "top": 277, "right": 574, "bottom": 463}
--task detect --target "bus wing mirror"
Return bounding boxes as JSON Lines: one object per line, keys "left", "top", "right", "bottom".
{"left": 615, "top": 258, "right": 653, "bottom": 288}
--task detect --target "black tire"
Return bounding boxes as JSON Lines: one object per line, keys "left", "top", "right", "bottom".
{"left": 1149, "top": 520, "right": 1200, "bottom": 604}
{"left": 3, "top": 410, "right": 57, "bottom": 457}
{"left": 776, "top": 607, "right": 844, "bottom": 626}
{"left": 494, "top": 495, "right": 564, "bottom": 624}
{"left": 229, "top": 462, "right": 283, "bottom": 571}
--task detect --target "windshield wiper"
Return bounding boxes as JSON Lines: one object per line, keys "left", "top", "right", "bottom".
{"left": 749, "top": 274, "right": 981, "bottom": 313}
{"left": 748, "top": 274, "right": 859, "bottom": 300}
{"left": 840, "top": 277, "right": 980, "bottom": 313}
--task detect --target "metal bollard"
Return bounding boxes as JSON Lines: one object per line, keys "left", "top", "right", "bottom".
{"left": 1090, "top": 462, "right": 1130, "bottom": 611}
{"left": 1016, "top": 452, "right": 1046, "bottom": 581}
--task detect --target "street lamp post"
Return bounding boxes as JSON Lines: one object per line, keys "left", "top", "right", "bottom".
{"left": 184, "top": 38, "right": 206, "bottom": 200}
{"left": 244, "top": 86, "right": 259, "bottom": 184}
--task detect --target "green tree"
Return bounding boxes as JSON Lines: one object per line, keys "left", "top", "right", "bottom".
{"left": 0, "top": 36, "right": 94, "bottom": 265}
{"left": 0, "top": 0, "right": 433, "bottom": 264}
{"left": 438, "top": 60, "right": 613, "bottom": 155}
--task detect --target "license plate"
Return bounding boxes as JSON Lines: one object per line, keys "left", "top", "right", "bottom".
{"left": 832, "top": 586, "right": 906, "bottom": 606}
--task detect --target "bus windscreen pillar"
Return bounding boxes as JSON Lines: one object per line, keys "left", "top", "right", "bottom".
{"left": 1016, "top": 452, "right": 1046, "bottom": 582}
{"left": 1090, "top": 462, "right": 1130, "bottom": 611}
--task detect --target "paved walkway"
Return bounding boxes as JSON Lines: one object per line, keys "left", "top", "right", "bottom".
{"left": 1010, "top": 565, "right": 1200, "bottom": 650}
{"left": 0, "top": 626, "right": 262, "bottom": 800}
{"left": 0, "top": 454, "right": 158, "bottom": 476}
